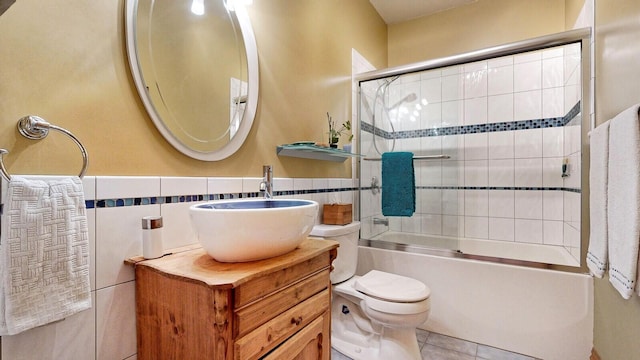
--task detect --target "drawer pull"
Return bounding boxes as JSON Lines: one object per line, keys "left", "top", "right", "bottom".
{"left": 291, "top": 316, "right": 303, "bottom": 326}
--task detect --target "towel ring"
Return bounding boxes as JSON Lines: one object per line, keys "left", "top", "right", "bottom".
{"left": 0, "top": 115, "right": 89, "bottom": 181}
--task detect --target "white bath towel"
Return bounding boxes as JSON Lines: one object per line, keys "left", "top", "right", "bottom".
{"left": 0, "top": 177, "right": 91, "bottom": 335}
{"left": 587, "top": 120, "right": 611, "bottom": 278}
{"left": 607, "top": 104, "right": 640, "bottom": 299}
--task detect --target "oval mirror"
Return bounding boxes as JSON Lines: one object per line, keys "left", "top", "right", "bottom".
{"left": 124, "top": 0, "right": 258, "bottom": 161}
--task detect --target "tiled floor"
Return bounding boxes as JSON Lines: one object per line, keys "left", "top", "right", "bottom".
{"left": 330, "top": 329, "right": 540, "bottom": 360}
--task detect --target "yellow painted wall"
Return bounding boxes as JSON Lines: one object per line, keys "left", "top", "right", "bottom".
{"left": 594, "top": 1, "right": 640, "bottom": 358}
{"left": 0, "top": 0, "right": 386, "bottom": 178}
{"left": 387, "top": 0, "right": 565, "bottom": 67}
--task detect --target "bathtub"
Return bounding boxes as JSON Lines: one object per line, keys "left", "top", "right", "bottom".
{"left": 356, "top": 236, "right": 593, "bottom": 360}
{"left": 368, "top": 231, "right": 580, "bottom": 267}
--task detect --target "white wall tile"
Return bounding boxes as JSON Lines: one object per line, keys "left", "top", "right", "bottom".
{"left": 160, "top": 177, "right": 207, "bottom": 196}
{"left": 489, "top": 218, "right": 515, "bottom": 241}
{"left": 293, "top": 178, "right": 313, "bottom": 191}
{"left": 464, "top": 70, "right": 488, "bottom": 98}
{"left": 442, "top": 215, "right": 463, "bottom": 237}
{"left": 442, "top": 189, "right": 464, "bottom": 215}
{"left": 421, "top": 77, "right": 442, "bottom": 103}
{"left": 514, "top": 128, "right": 543, "bottom": 158}
{"left": 96, "top": 282, "right": 137, "bottom": 360}
{"left": 488, "top": 159, "right": 514, "bottom": 187}
{"left": 488, "top": 94, "right": 514, "bottom": 123}
{"left": 97, "top": 176, "right": 160, "bottom": 199}
{"left": 242, "top": 177, "right": 262, "bottom": 194}
{"left": 401, "top": 216, "right": 421, "bottom": 233}
{"left": 463, "top": 97, "right": 488, "bottom": 125}
{"left": 543, "top": 57, "right": 564, "bottom": 88}
{"left": 543, "top": 191, "right": 564, "bottom": 221}
{"left": 442, "top": 135, "right": 465, "bottom": 160}
{"left": 514, "top": 50, "right": 542, "bottom": 64}
{"left": 464, "top": 160, "right": 488, "bottom": 187}
{"left": 442, "top": 100, "right": 463, "bottom": 126}
{"left": 488, "top": 190, "right": 515, "bottom": 218}
{"left": 488, "top": 131, "right": 514, "bottom": 159}
{"left": 465, "top": 216, "right": 488, "bottom": 239}
{"left": 88, "top": 208, "right": 96, "bottom": 291}
{"left": 161, "top": 202, "right": 200, "bottom": 250}
{"left": 465, "top": 190, "right": 488, "bottom": 216}
{"left": 274, "top": 177, "right": 294, "bottom": 192}
{"left": 464, "top": 133, "right": 488, "bottom": 160}
{"left": 464, "top": 60, "right": 488, "bottom": 73}
{"left": 421, "top": 214, "right": 443, "bottom": 235}
{"left": 442, "top": 160, "right": 464, "bottom": 186}
{"left": 515, "top": 190, "right": 543, "bottom": 220}
{"left": 418, "top": 162, "right": 442, "bottom": 186}
{"left": 514, "top": 158, "right": 542, "bottom": 187}
{"left": 420, "top": 189, "right": 442, "bottom": 214}
{"left": 542, "top": 127, "right": 564, "bottom": 158}
{"left": 422, "top": 102, "right": 442, "bottom": 129}
{"left": 488, "top": 55, "right": 513, "bottom": 68}
{"left": 95, "top": 204, "right": 160, "bottom": 289}
{"left": 543, "top": 87, "right": 565, "bottom": 118}
{"left": 515, "top": 219, "right": 543, "bottom": 244}
{"left": 514, "top": 90, "right": 542, "bottom": 121}
{"left": 543, "top": 220, "right": 564, "bottom": 246}
{"left": 208, "top": 177, "right": 243, "bottom": 194}
{"left": 83, "top": 176, "right": 96, "bottom": 200}
{"left": 543, "top": 157, "right": 564, "bottom": 187}
{"left": 514, "top": 61, "right": 542, "bottom": 92}
{"left": 488, "top": 66, "right": 514, "bottom": 96}
{"left": 442, "top": 74, "right": 463, "bottom": 101}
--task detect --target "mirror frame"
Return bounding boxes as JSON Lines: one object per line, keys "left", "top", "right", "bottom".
{"left": 124, "top": 0, "right": 259, "bottom": 161}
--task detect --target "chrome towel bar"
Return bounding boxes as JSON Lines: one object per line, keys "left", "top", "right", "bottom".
{"left": 0, "top": 115, "right": 89, "bottom": 181}
{"left": 363, "top": 154, "right": 450, "bottom": 161}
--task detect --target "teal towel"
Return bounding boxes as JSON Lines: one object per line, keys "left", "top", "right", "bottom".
{"left": 382, "top": 152, "right": 415, "bottom": 216}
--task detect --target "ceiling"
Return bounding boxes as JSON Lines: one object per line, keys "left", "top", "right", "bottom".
{"left": 369, "top": 0, "right": 477, "bottom": 24}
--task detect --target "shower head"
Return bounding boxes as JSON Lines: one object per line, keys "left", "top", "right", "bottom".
{"left": 388, "top": 93, "right": 418, "bottom": 110}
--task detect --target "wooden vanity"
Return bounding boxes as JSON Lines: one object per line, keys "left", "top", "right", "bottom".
{"left": 126, "top": 238, "right": 338, "bottom": 360}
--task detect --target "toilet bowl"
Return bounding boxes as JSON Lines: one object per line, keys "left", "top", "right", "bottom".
{"left": 310, "top": 222, "right": 431, "bottom": 360}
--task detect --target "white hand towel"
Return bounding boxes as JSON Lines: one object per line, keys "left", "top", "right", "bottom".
{"left": 0, "top": 177, "right": 92, "bottom": 335}
{"left": 587, "top": 120, "right": 610, "bottom": 278}
{"left": 607, "top": 104, "right": 640, "bottom": 299}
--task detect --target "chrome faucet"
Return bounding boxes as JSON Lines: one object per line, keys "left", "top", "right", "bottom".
{"left": 373, "top": 217, "right": 389, "bottom": 226}
{"left": 259, "top": 165, "right": 273, "bottom": 199}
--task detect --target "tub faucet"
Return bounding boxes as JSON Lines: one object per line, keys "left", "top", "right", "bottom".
{"left": 260, "top": 165, "right": 273, "bottom": 199}
{"left": 373, "top": 217, "right": 389, "bottom": 226}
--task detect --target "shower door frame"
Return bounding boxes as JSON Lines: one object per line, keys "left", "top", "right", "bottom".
{"left": 354, "top": 28, "right": 592, "bottom": 273}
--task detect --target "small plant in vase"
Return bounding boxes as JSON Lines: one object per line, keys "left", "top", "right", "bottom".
{"left": 326, "top": 112, "right": 352, "bottom": 149}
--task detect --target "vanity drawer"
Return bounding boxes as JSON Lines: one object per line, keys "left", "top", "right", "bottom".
{"left": 234, "top": 269, "right": 329, "bottom": 338}
{"left": 234, "top": 288, "right": 330, "bottom": 360}
{"left": 234, "top": 249, "right": 331, "bottom": 308}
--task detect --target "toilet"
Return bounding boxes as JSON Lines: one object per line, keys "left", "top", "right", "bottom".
{"left": 309, "top": 221, "right": 431, "bottom": 360}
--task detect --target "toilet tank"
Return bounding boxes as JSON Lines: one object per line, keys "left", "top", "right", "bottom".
{"left": 310, "top": 221, "right": 360, "bottom": 284}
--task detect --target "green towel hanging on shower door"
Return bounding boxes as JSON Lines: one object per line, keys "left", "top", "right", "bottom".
{"left": 381, "top": 152, "right": 415, "bottom": 216}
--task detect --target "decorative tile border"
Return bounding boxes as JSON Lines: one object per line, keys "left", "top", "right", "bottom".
{"left": 87, "top": 184, "right": 579, "bottom": 209}
{"left": 417, "top": 186, "right": 581, "bottom": 193}
{"left": 87, "top": 187, "right": 359, "bottom": 209}
{"left": 362, "top": 101, "right": 581, "bottom": 139}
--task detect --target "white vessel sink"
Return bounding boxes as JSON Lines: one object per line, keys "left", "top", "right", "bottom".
{"left": 189, "top": 199, "right": 319, "bottom": 262}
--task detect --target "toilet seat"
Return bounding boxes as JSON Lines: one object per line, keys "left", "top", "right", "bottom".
{"left": 353, "top": 270, "right": 431, "bottom": 315}
{"left": 355, "top": 270, "right": 430, "bottom": 302}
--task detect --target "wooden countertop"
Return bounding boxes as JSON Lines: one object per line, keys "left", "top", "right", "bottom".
{"left": 125, "top": 238, "right": 339, "bottom": 290}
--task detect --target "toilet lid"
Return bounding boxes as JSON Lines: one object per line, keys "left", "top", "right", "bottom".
{"left": 355, "top": 270, "right": 430, "bottom": 302}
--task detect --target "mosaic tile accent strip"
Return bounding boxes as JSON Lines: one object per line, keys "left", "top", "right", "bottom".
{"left": 363, "top": 101, "right": 581, "bottom": 140}
{"left": 87, "top": 188, "right": 359, "bottom": 209}
{"left": 417, "top": 186, "right": 581, "bottom": 193}
{"left": 87, "top": 183, "right": 579, "bottom": 209}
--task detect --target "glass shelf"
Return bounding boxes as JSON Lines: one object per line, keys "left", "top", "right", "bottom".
{"left": 276, "top": 144, "right": 361, "bottom": 162}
